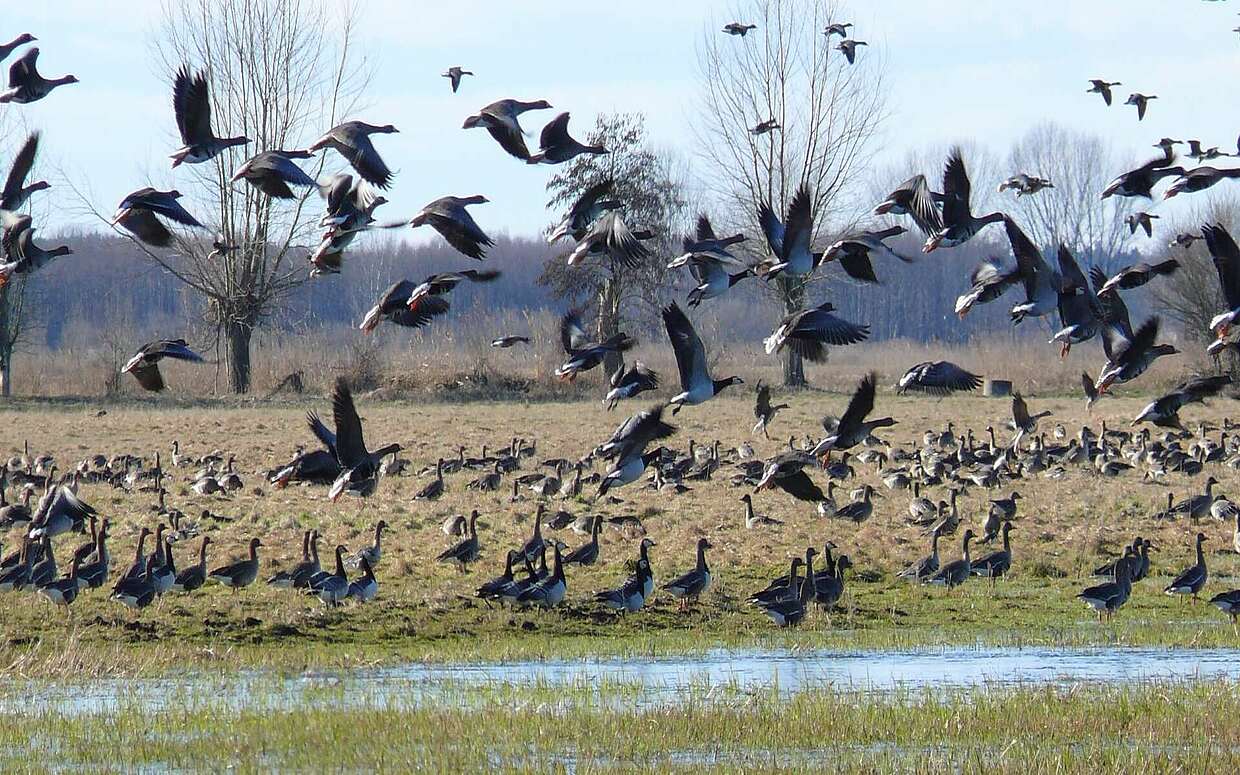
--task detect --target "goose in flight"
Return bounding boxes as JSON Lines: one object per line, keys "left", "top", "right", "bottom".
{"left": 169, "top": 66, "right": 250, "bottom": 167}
{"left": 121, "top": 339, "right": 205, "bottom": 392}
{"left": 662, "top": 302, "right": 743, "bottom": 414}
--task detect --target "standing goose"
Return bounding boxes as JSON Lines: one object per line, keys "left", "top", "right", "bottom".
{"left": 1164, "top": 533, "right": 1209, "bottom": 600}
{"left": 475, "top": 550, "right": 518, "bottom": 604}
{"left": 321, "top": 379, "right": 403, "bottom": 501}
{"left": 1079, "top": 557, "right": 1133, "bottom": 621}
{"left": 763, "top": 301, "right": 870, "bottom": 362}
{"left": 562, "top": 517, "right": 602, "bottom": 566}
{"left": 741, "top": 494, "right": 783, "bottom": 528}
{"left": 406, "top": 196, "right": 494, "bottom": 260}
{"left": 207, "top": 538, "right": 262, "bottom": 590}
{"left": 595, "top": 540, "right": 656, "bottom": 612}
{"left": 1, "top": 132, "right": 48, "bottom": 212}
{"left": 311, "top": 545, "right": 350, "bottom": 606}
{"left": 925, "top": 529, "right": 975, "bottom": 589}
{"left": 604, "top": 360, "right": 660, "bottom": 410}
{"left": 110, "top": 188, "right": 205, "bottom": 248}
{"left": 923, "top": 149, "right": 1004, "bottom": 252}
{"left": 548, "top": 179, "right": 618, "bottom": 244}
{"left": 518, "top": 507, "right": 545, "bottom": 564}
{"left": 528, "top": 113, "right": 607, "bottom": 165}
{"left": 230, "top": 150, "right": 318, "bottom": 198}
{"left": 833, "top": 485, "right": 878, "bottom": 523}
{"left": 441, "top": 66, "right": 473, "bottom": 92}
{"left": 662, "top": 538, "right": 713, "bottom": 609}
{"left": 896, "top": 361, "right": 982, "bottom": 395}
{"left": 121, "top": 339, "right": 205, "bottom": 392}
{"left": 309, "top": 121, "right": 398, "bottom": 189}
{"left": 897, "top": 528, "right": 942, "bottom": 581}
{"left": 462, "top": 99, "right": 553, "bottom": 161}
{"left": 414, "top": 459, "right": 445, "bottom": 501}
{"left": 171, "top": 536, "right": 210, "bottom": 593}
{"left": 37, "top": 555, "right": 81, "bottom": 614}
{"left": 812, "top": 372, "right": 896, "bottom": 459}
{"left": 752, "top": 381, "right": 789, "bottom": 439}
{"left": 811, "top": 555, "right": 852, "bottom": 620}
{"left": 517, "top": 541, "right": 567, "bottom": 608}
{"left": 358, "top": 281, "right": 449, "bottom": 333}
{"left": 757, "top": 184, "right": 818, "bottom": 277}
{"left": 758, "top": 558, "right": 812, "bottom": 627}
{"left": 347, "top": 557, "right": 378, "bottom": 602}
{"left": 267, "top": 530, "right": 319, "bottom": 587}
{"left": 169, "top": 66, "right": 249, "bottom": 167}
{"left": 350, "top": 520, "right": 388, "bottom": 569}
{"left": 437, "top": 510, "right": 480, "bottom": 572}
{"left": 663, "top": 302, "right": 743, "bottom": 413}
{"left": 0, "top": 214, "right": 72, "bottom": 289}
{"left": 555, "top": 308, "right": 635, "bottom": 381}
{"left": 111, "top": 555, "right": 158, "bottom": 610}
{"left": 0, "top": 47, "right": 77, "bottom": 104}
{"left": 970, "top": 522, "right": 1014, "bottom": 585}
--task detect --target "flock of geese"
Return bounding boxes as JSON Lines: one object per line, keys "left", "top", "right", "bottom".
{"left": 3, "top": 16, "right": 1240, "bottom": 630}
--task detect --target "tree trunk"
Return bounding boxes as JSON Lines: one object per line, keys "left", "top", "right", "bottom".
{"left": 780, "top": 276, "right": 807, "bottom": 388}
{"left": 597, "top": 276, "right": 624, "bottom": 376}
{"left": 0, "top": 358, "right": 10, "bottom": 398}
{"left": 225, "top": 320, "right": 253, "bottom": 394}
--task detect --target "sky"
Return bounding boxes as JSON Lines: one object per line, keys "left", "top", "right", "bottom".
{"left": 4, "top": 0, "right": 1240, "bottom": 246}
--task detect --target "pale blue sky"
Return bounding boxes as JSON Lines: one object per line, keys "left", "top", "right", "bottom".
{"left": 5, "top": 0, "right": 1240, "bottom": 244}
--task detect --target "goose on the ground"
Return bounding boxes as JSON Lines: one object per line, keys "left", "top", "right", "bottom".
{"left": 207, "top": 538, "right": 262, "bottom": 590}
{"left": 970, "top": 522, "right": 1014, "bottom": 584}
{"left": 562, "top": 517, "right": 602, "bottom": 566}
{"left": 1078, "top": 556, "right": 1133, "bottom": 621}
{"left": 319, "top": 379, "right": 403, "bottom": 501}
{"left": 171, "top": 536, "right": 210, "bottom": 593}
{"left": 662, "top": 538, "right": 712, "bottom": 609}
{"left": 1164, "top": 532, "right": 1209, "bottom": 600}
{"left": 924, "top": 529, "right": 974, "bottom": 589}
{"left": 516, "top": 540, "right": 567, "bottom": 608}
{"left": 437, "top": 510, "right": 480, "bottom": 572}
{"left": 311, "top": 544, "right": 350, "bottom": 606}
{"left": 350, "top": 520, "right": 387, "bottom": 569}
{"left": 348, "top": 557, "right": 378, "bottom": 602}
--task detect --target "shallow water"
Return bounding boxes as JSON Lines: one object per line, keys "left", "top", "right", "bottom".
{"left": 8, "top": 646, "right": 1240, "bottom": 716}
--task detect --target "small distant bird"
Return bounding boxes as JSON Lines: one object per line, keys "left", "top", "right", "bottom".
{"left": 1124, "top": 93, "right": 1156, "bottom": 121}
{"left": 1087, "top": 79, "right": 1121, "bottom": 106}
{"left": 823, "top": 22, "right": 853, "bottom": 38}
{"left": 169, "top": 66, "right": 250, "bottom": 167}
{"left": 309, "top": 121, "right": 399, "bottom": 189}
{"left": 491, "top": 336, "right": 530, "bottom": 348}
{"left": 997, "top": 174, "right": 1053, "bottom": 197}
{"left": 0, "top": 47, "right": 77, "bottom": 104}
{"left": 1126, "top": 211, "right": 1159, "bottom": 237}
{"left": 836, "top": 39, "right": 867, "bottom": 64}
{"left": 528, "top": 113, "right": 607, "bottom": 165}
{"left": 750, "top": 119, "right": 781, "bottom": 136}
{"left": 441, "top": 66, "right": 473, "bottom": 93}
{"left": 110, "top": 188, "right": 206, "bottom": 247}
{"left": 1186, "top": 140, "right": 1226, "bottom": 163}
{"left": 723, "top": 22, "right": 757, "bottom": 36}
{"left": 407, "top": 195, "right": 493, "bottom": 260}
{"left": 604, "top": 360, "right": 659, "bottom": 410}
{"left": 752, "top": 381, "right": 789, "bottom": 439}
{"left": 122, "top": 339, "right": 206, "bottom": 392}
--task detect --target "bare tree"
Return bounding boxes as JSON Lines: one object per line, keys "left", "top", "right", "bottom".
{"left": 68, "top": 0, "right": 369, "bottom": 393}
{"left": 1003, "top": 123, "right": 1131, "bottom": 271}
{"left": 538, "top": 113, "right": 688, "bottom": 374}
{"left": 695, "top": 0, "right": 886, "bottom": 386}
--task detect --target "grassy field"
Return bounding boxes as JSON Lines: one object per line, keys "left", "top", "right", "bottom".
{"left": 1, "top": 388, "right": 1239, "bottom": 676}
{"left": 0, "top": 677, "right": 1236, "bottom": 772}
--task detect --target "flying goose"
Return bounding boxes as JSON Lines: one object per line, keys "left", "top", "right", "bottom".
{"left": 763, "top": 301, "right": 869, "bottom": 363}
{"left": 0, "top": 34, "right": 35, "bottom": 65}
{"left": 316, "top": 379, "right": 403, "bottom": 501}
{"left": 757, "top": 184, "right": 818, "bottom": 277}
{"left": 230, "top": 150, "right": 318, "bottom": 198}
{"left": 359, "top": 281, "right": 449, "bottom": 333}
{"left": 752, "top": 381, "right": 789, "bottom": 439}
{"left": 723, "top": 23, "right": 757, "bottom": 36}
{"left": 1087, "top": 79, "right": 1120, "bottom": 105}
{"left": 1101, "top": 151, "right": 1183, "bottom": 199}
{"left": 565, "top": 211, "right": 652, "bottom": 267}
{"left": 923, "top": 149, "right": 1004, "bottom": 252}
{"left": 812, "top": 372, "right": 895, "bottom": 459}
{"left": 491, "top": 335, "right": 531, "bottom": 348}
{"left": 121, "top": 339, "right": 205, "bottom": 392}
{"left": 1048, "top": 244, "right": 1103, "bottom": 356}
{"left": 954, "top": 259, "right": 1021, "bottom": 317}
{"left": 1124, "top": 92, "right": 1156, "bottom": 120}
{"left": 405, "top": 269, "right": 500, "bottom": 311}
{"left": 874, "top": 174, "right": 942, "bottom": 237}
{"left": 1099, "top": 260, "right": 1179, "bottom": 295}
{"left": 662, "top": 538, "right": 713, "bottom": 609}
{"left": 548, "top": 179, "right": 618, "bottom": 243}
{"left": 1093, "top": 316, "right": 1178, "bottom": 395}
{"left": 0, "top": 47, "right": 77, "bottom": 104}
{"left": 1164, "top": 532, "right": 1208, "bottom": 599}
{"left": 207, "top": 537, "right": 262, "bottom": 590}
{"left": 1125, "top": 211, "right": 1159, "bottom": 237}
{"left": 604, "top": 360, "right": 659, "bottom": 410}
{"left": 1204, "top": 224, "right": 1240, "bottom": 339}
{"left": 169, "top": 66, "right": 250, "bottom": 166}
{"left": 997, "top": 173, "right": 1053, "bottom": 196}
{"left": 309, "top": 121, "right": 398, "bottom": 188}
{"left": 1133, "top": 376, "right": 1231, "bottom": 430}
{"left": 462, "top": 99, "right": 553, "bottom": 161}
{"left": 896, "top": 361, "right": 981, "bottom": 395}
{"left": 110, "top": 188, "right": 205, "bottom": 248}
{"left": 555, "top": 308, "right": 635, "bottom": 381}
{"left": 1165, "top": 165, "right": 1240, "bottom": 199}
{"left": 663, "top": 302, "right": 743, "bottom": 413}
{"left": 0, "top": 214, "right": 72, "bottom": 288}
{"left": 822, "top": 226, "right": 915, "bottom": 284}
{"left": 823, "top": 23, "right": 853, "bottom": 38}
{"left": 751, "top": 119, "right": 780, "bottom": 135}
{"left": 836, "top": 39, "right": 867, "bottom": 64}
{"left": 441, "top": 66, "right": 473, "bottom": 92}
{"left": 753, "top": 452, "right": 828, "bottom": 504}
{"left": 528, "top": 113, "right": 606, "bottom": 164}
{"left": 595, "top": 406, "right": 676, "bottom": 496}
{"left": 1004, "top": 217, "right": 1060, "bottom": 325}
{"left": 407, "top": 195, "right": 493, "bottom": 259}
{"left": 1, "top": 132, "right": 48, "bottom": 212}
{"left": 307, "top": 176, "right": 388, "bottom": 274}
